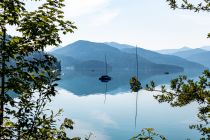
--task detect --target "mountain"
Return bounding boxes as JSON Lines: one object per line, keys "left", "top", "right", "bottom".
{"left": 201, "top": 46, "right": 210, "bottom": 51}
{"left": 186, "top": 51, "right": 210, "bottom": 68}
{"left": 105, "top": 42, "right": 133, "bottom": 50}
{"left": 156, "top": 46, "right": 191, "bottom": 54}
{"left": 106, "top": 43, "right": 204, "bottom": 71}
{"left": 53, "top": 54, "right": 79, "bottom": 67}
{"left": 102, "top": 43, "right": 204, "bottom": 70}
{"left": 50, "top": 40, "right": 208, "bottom": 95}
{"left": 122, "top": 47, "right": 205, "bottom": 71}
{"left": 52, "top": 40, "right": 184, "bottom": 75}
{"left": 169, "top": 48, "right": 210, "bottom": 68}
{"left": 171, "top": 48, "right": 207, "bottom": 58}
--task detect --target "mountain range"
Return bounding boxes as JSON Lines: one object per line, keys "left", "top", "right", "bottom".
{"left": 52, "top": 40, "right": 185, "bottom": 77}
{"left": 108, "top": 43, "right": 204, "bottom": 70}
{"left": 157, "top": 47, "right": 210, "bottom": 68}
{"left": 156, "top": 46, "right": 191, "bottom": 54}
{"left": 52, "top": 40, "right": 206, "bottom": 75}
{"left": 201, "top": 46, "right": 210, "bottom": 51}
{"left": 49, "top": 40, "right": 209, "bottom": 95}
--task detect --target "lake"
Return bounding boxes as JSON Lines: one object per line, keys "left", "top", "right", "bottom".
{"left": 50, "top": 69, "right": 203, "bottom": 140}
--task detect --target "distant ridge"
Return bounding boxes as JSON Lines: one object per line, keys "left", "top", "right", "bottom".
{"left": 171, "top": 48, "right": 206, "bottom": 58}
{"left": 201, "top": 46, "right": 210, "bottom": 51}
{"left": 156, "top": 46, "right": 191, "bottom": 54}
{"left": 186, "top": 51, "right": 210, "bottom": 68}
{"left": 105, "top": 42, "right": 133, "bottom": 50}
{"left": 105, "top": 42, "right": 204, "bottom": 70}
{"left": 171, "top": 48, "right": 210, "bottom": 68}
{"left": 52, "top": 40, "right": 184, "bottom": 75}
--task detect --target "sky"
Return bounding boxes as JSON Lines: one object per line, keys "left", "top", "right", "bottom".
{"left": 8, "top": 0, "right": 210, "bottom": 50}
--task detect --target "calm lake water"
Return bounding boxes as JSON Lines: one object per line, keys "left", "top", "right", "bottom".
{"left": 50, "top": 69, "right": 203, "bottom": 140}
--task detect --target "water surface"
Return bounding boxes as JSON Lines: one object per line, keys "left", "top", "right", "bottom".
{"left": 50, "top": 70, "right": 203, "bottom": 140}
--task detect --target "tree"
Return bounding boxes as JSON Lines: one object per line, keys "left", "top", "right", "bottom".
{"left": 132, "top": 1, "right": 210, "bottom": 139}
{"left": 146, "top": 70, "right": 210, "bottom": 139}
{"left": 144, "top": 1, "right": 210, "bottom": 139}
{"left": 0, "top": 0, "right": 78, "bottom": 139}
{"left": 166, "top": 0, "right": 210, "bottom": 37}
{"left": 130, "top": 128, "right": 166, "bottom": 140}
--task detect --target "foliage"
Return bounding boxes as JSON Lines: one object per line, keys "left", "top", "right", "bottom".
{"left": 166, "top": 0, "right": 210, "bottom": 37}
{"left": 130, "top": 76, "right": 142, "bottom": 92}
{"left": 130, "top": 128, "right": 166, "bottom": 140}
{"left": 146, "top": 70, "right": 210, "bottom": 139}
{"left": 136, "top": 1, "right": 210, "bottom": 139}
{"left": 166, "top": 0, "right": 210, "bottom": 12}
{"left": 0, "top": 0, "right": 78, "bottom": 139}
{"left": 165, "top": 0, "right": 210, "bottom": 138}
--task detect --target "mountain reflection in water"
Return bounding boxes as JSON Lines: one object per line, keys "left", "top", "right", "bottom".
{"left": 53, "top": 68, "right": 204, "bottom": 140}
{"left": 58, "top": 68, "right": 203, "bottom": 96}
{"left": 51, "top": 88, "right": 200, "bottom": 140}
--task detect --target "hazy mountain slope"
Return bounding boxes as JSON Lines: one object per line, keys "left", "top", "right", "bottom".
{"left": 186, "top": 51, "right": 210, "bottom": 68}
{"left": 156, "top": 47, "right": 191, "bottom": 54}
{"left": 201, "top": 46, "right": 210, "bottom": 51}
{"left": 52, "top": 40, "right": 183, "bottom": 74}
{"left": 171, "top": 48, "right": 207, "bottom": 58}
{"left": 105, "top": 42, "right": 133, "bottom": 50}
{"left": 52, "top": 54, "right": 79, "bottom": 67}
{"left": 53, "top": 40, "right": 122, "bottom": 61}
{"left": 106, "top": 43, "right": 204, "bottom": 70}
{"left": 122, "top": 47, "right": 205, "bottom": 70}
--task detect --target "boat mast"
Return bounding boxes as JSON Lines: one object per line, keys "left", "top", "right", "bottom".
{"left": 105, "top": 55, "right": 107, "bottom": 75}
{"left": 135, "top": 45, "right": 139, "bottom": 79}
{"left": 135, "top": 45, "right": 139, "bottom": 128}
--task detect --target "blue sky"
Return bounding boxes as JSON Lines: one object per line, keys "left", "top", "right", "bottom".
{"left": 8, "top": 0, "right": 210, "bottom": 50}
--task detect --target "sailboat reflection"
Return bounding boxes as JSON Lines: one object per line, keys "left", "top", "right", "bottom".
{"left": 129, "top": 46, "right": 142, "bottom": 128}
{"left": 104, "top": 82, "right": 108, "bottom": 103}
{"left": 99, "top": 76, "right": 110, "bottom": 104}
{"left": 99, "top": 55, "right": 111, "bottom": 103}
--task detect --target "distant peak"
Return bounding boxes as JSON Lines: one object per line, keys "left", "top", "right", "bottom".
{"left": 201, "top": 45, "right": 210, "bottom": 51}
{"left": 75, "top": 40, "right": 91, "bottom": 43}
{"left": 181, "top": 46, "right": 190, "bottom": 49}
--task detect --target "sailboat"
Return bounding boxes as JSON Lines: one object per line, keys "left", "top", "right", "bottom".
{"left": 99, "top": 55, "right": 111, "bottom": 82}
